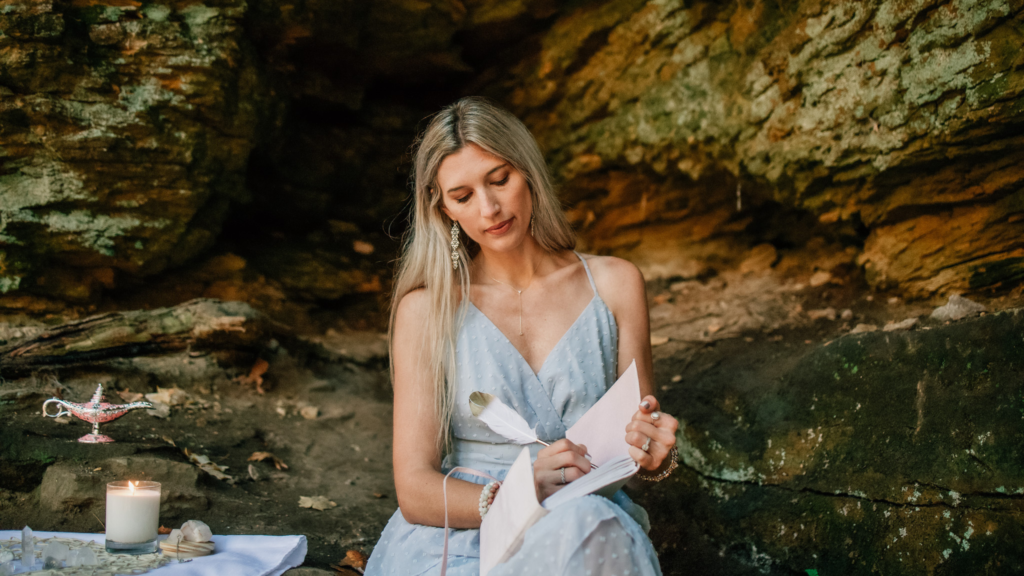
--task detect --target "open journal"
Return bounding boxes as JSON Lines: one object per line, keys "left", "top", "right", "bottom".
{"left": 478, "top": 360, "right": 641, "bottom": 575}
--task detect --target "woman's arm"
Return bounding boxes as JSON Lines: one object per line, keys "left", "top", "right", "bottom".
{"left": 391, "top": 289, "right": 487, "bottom": 528}
{"left": 589, "top": 256, "right": 678, "bottom": 473}
{"left": 589, "top": 256, "right": 655, "bottom": 398}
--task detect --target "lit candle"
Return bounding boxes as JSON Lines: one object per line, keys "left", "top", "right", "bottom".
{"left": 105, "top": 481, "right": 161, "bottom": 554}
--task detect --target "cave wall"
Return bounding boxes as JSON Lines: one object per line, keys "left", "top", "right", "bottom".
{"left": 481, "top": 0, "right": 1024, "bottom": 296}
{"left": 2, "top": 0, "right": 1022, "bottom": 312}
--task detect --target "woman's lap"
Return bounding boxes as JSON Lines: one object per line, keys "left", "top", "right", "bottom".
{"left": 365, "top": 494, "right": 660, "bottom": 576}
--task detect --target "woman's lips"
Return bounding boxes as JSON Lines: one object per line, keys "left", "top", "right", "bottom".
{"left": 485, "top": 217, "right": 514, "bottom": 235}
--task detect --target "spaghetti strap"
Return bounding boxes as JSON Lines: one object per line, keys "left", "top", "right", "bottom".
{"left": 574, "top": 251, "right": 599, "bottom": 297}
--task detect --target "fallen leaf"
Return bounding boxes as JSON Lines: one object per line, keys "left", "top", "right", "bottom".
{"left": 248, "top": 451, "right": 289, "bottom": 470}
{"left": 158, "top": 526, "right": 172, "bottom": 535}
{"left": 299, "top": 495, "right": 336, "bottom": 511}
{"left": 118, "top": 390, "right": 144, "bottom": 402}
{"left": 372, "top": 492, "right": 387, "bottom": 499}
{"left": 145, "top": 387, "right": 188, "bottom": 406}
{"left": 235, "top": 358, "right": 270, "bottom": 394}
{"left": 331, "top": 549, "right": 368, "bottom": 574}
{"left": 162, "top": 435, "right": 177, "bottom": 447}
{"left": 183, "top": 448, "right": 235, "bottom": 484}
{"left": 93, "top": 467, "right": 102, "bottom": 472}
{"left": 248, "top": 463, "right": 260, "bottom": 481}
{"left": 300, "top": 405, "right": 319, "bottom": 420}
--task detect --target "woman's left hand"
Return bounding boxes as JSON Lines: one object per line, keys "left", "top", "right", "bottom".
{"left": 625, "top": 395, "right": 679, "bottom": 471}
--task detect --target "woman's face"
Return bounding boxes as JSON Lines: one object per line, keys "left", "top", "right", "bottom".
{"left": 437, "top": 143, "right": 533, "bottom": 254}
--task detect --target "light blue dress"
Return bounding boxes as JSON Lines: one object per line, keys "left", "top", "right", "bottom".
{"left": 366, "top": 253, "right": 662, "bottom": 576}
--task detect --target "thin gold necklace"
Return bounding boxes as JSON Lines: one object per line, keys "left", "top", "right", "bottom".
{"left": 484, "top": 263, "right": 540, "bottom": 336}
{"left": 487, "top": 274, "right": 526, "bottom": 335}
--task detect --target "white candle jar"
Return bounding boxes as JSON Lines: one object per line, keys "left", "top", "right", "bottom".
{"left": 105, "top": 481, "right": 161, "bottom": 554}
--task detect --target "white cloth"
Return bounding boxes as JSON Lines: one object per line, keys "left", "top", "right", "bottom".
{"left": 0, "top": 531, "right": 307, "bottom": 576}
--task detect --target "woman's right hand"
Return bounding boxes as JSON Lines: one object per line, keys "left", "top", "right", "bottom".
{"left": 534, "top": 439, "right": 592, "bottom": 501}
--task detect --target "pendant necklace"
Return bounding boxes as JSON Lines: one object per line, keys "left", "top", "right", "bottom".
{"left": 487, "top": 274, "right": 525, "bottom": 335}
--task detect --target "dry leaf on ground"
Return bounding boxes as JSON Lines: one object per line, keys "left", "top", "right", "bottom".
{"left": 145, "top": 387, "right": 189, "bottom": 406}
{"left": 183, "top": 448, "right": 236, "bottom": 484}
{"left": 158, "top": 526, "right": 173, "bottom": 535}
{"left": 117, "top": 390, "right": 144, "bottom": 402}
{"left": 298, "top": 495, "right": 336, "bottom": 511}
{"left": 299, "top": 405, "right": 319, "bottom": 420}
{"left": 235, "top": 358, "right": 270, "bottom": 393}
{"left": 331, "top": 549, "right": 368, "bottom": 574}
{"left": 248, "top": 451, "right": 289, "bottom": 470}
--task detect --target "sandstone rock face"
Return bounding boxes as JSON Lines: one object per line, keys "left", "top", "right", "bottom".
{"left": 648, "top": 309, "right": 1024, "bottom": 574}
{"left": 0, "top": 0, "right": 262, "bottom": 304}
{"left": 486, "top": 0, "right": 1024, "bottom": 296}
{"left": 39, "top": 456, "right": 207, "bottom": 515}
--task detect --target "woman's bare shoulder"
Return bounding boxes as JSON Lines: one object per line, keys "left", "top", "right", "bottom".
{"left": 578, "top": 254, "right": 645, "bottom": 308}
{"left": 395, "top": 287, "right": 430, "bottom": 325}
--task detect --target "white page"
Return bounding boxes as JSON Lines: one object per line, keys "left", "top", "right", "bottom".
{"left": 480, "top": 447, "right": 548, "bottom": 576}
{"left": 541, "top": 456, "right": 638, "bottom": 509}
{"left": 565, "top": 360, "right": 641, "bottom": 466}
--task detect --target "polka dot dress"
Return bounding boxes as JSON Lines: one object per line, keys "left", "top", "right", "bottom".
{"left": 365, "top": 253, "right": 662, "bottom": 576}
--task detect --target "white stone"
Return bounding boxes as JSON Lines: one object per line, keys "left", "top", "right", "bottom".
{"left": 42, "top": 541, "right": 68, "bottom": 569}
{"left": 76, "top": 547, "right": 97, "bottom": 566}
{"left": 0, "top": 560, "right": 14, "bottom": 576}
{"left": 0, "top": 550, "right": 11, "bottom": 564}
{"left": 181, "top": 520, "right": 212, "bottom": 542}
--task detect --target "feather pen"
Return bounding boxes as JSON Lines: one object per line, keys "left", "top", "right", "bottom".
{"left": 469, "top": 391, "right": 597, "bottom": 468}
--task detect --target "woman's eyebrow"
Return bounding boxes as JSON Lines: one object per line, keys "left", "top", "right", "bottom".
{"left": 445, "top": 163, "right": 508, "bottom": 195}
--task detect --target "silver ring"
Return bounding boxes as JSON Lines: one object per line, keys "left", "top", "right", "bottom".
{"left": 642, "top": 436, "right": 651, "bottom": 452}
{"left": 559, "top": 467, "right": 566, "bottom": 485}
{"left": 651, "top": 411, "right": 661, "bottom": 421}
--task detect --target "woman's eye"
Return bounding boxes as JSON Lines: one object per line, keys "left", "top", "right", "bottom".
{"left": 455, "top": 194, "right": 471, "bottom": 204}
{"left": 493, "top": 175, "right": 509, "bottom": 186}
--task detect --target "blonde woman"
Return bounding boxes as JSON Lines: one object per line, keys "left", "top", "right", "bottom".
{"left": 365, "top": 97, "right": 679, "bottom": 576}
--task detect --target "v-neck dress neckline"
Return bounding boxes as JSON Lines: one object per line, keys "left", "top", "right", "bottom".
{"left": 451, "top": 251, "right": 619, "bottom": 458}
{"left": 466, "top": 294, "right": 597, "bottom": 380}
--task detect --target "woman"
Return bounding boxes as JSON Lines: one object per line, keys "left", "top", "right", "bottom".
{"left": 366, "top": 97, "right": 680, "bottom": 576}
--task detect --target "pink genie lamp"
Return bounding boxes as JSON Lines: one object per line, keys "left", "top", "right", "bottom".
{"left": 42, "top": 384, "right": 153, "bottom": 443}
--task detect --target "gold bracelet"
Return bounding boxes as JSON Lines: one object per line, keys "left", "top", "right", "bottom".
{"left": 636, "top": 446, "right": 678, "bottom": 482}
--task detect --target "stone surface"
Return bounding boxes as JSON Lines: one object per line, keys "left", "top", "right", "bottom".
{"left": 483, "top": 0, "right": 1024, "bottom": 296}
{"left": 649, "top": 308, "right": 1024, "bottom": 575}
{"left": 39, "top": 457, "right": 207, "bottom": 515}
{"left": 0, "top": 0, "right": 264, "bottom": 306}
{"left": 932, "top": 293, "right": 988, "bottom": 322}
{"left": 102, "top": 456, "right": 208, "bottom": 515}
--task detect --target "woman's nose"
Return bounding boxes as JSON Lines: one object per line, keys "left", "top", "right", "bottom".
{"left": 478, "top": 190, "right": 501, "bottom": 218}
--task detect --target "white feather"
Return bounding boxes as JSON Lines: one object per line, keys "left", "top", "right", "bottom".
{"left": 469, "top": 391, "right": 540, "bottom": 445}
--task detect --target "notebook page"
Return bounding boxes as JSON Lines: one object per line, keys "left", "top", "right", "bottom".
{"left": 541, "top": 456, "right": 638, "bottom": 509}
{"left": 480, "top": 446, "right": 548, "bottom": 575}
{"left": 564, "top": 360, "right": 641, "bottom": 466}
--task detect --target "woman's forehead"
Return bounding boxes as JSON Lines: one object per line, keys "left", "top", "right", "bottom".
{"left": 437, "top": 144, "right": 506, "bottom": 190}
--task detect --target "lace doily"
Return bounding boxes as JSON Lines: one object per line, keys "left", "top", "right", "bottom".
{"left": 1, "top": 536, "right": 171, "bottom": 575}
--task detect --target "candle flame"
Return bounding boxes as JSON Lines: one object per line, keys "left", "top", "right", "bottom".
{"left": 128, "top": 480, "right": 137, "bottom": 494}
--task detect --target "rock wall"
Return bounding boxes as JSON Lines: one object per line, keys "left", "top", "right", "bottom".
{"left": 0, "top": 0, "right": 265, "bottom": 305}
{"left": 2, "top": 0, "right": 1022, "bottom": 310}
{"left": 484, "top": 0, "right": 1024, "bottom": 296}
{"left": 645, "top": 308, "right": 1024, "bottom": 574}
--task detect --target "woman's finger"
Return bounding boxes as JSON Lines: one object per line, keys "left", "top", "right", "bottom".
{"left": 537, "top": 437, "right": 581, "bottom": 459}
{"left": 628, "top": 445, "right": 655, "bottom": 469}
{"left": 626, "top": 420, "right": 676, "bottom": 447}
{"left": 638, "top": 395, "right": 661, "bottom": 414}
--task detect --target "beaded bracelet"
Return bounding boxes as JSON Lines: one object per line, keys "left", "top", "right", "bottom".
{"left": 636, "top": 446, "right": 679, "bottom": 482}
{"left": 478, "top": 480, "right": 501, "bottom": 519}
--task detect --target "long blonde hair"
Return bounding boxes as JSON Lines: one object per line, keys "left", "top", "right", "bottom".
{"left": 390, "top": 96, "right": 576, "bottom": 451}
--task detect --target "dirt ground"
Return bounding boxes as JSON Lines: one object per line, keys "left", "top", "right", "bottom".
{"left": 1, "top": 265, "right": 1020, "bottom": 573}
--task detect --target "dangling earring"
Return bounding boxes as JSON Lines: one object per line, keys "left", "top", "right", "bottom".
{"left": 450, "top": 222, "right": 461, "bottom": 270}
{"left": 530, "top": 214, "right": 535, "bottom": 237}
